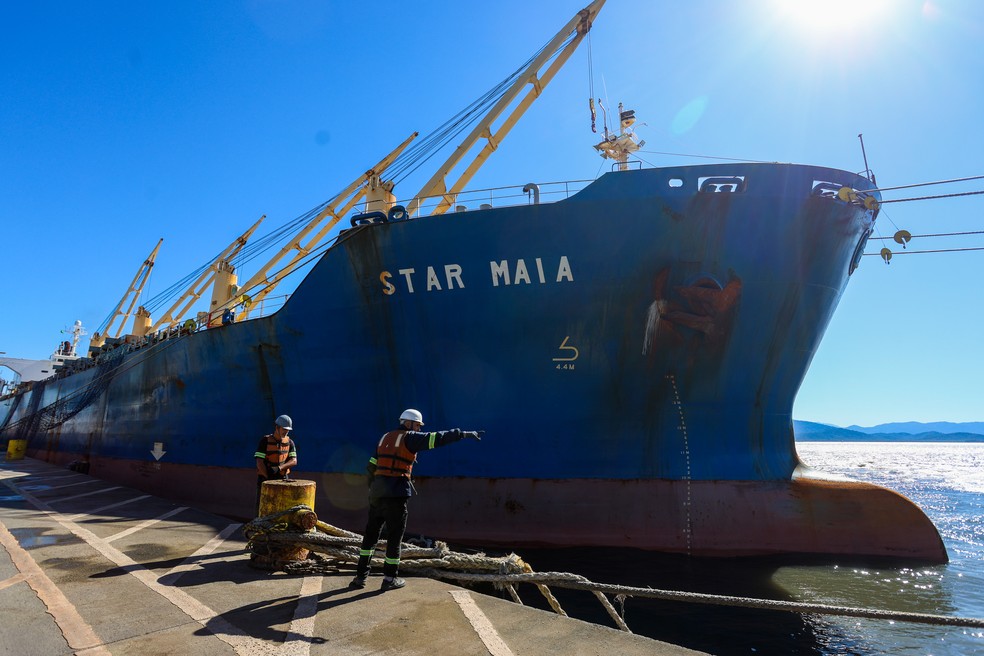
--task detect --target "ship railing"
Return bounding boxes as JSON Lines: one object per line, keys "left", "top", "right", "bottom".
{"left": 201, "top": 293, "right": 290, "bottom": 324}
{"left": 608, "top": 159, "right": 644, "bottom": 172}
{"left": 12, "top": 290, "right": 306, "bottom": 390}
{"left": 400, "top": 178, "right": 595, "bottom": 218}
{"left": 242, "top": 293, "right": 289, "bottom": 320}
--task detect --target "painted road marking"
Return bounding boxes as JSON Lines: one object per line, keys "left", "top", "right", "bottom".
{"left": 18, "top": 473, "right": 80, "bottom": 482}
{"left": 450, "top": 589, "right": 516, "bottom": 656}
{"left": 0, "top": 572, "right": 29, "bottom": 591}
{"left": 46, "top": 486, "right": 123, "bottom": 503}
{"left": 44, "top": 479, "right": 100, "bottom": 491}
{"left": 6, "top": 480, "right": 284, "bottom": 656}
{"left": 283, "top": 575, "right": 323, "bottom": 656}
{"left": 162, "top": 522, "right": 241, "bottom": 583}
{"left": 66, "top": 494, "right": 152, "bottom": 522}
{"left": 0, "top": 520, "right": 111, "bottom": 655}
{"left": 104, "top": 505, "right": 187, "bottom": 542}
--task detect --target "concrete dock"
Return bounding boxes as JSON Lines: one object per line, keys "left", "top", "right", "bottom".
{"left": 0, "top": 456, "right": 705, "bottom": 655}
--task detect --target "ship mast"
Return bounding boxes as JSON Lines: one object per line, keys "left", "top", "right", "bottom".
{"left": 405, "top": 0, "right": 605, "bottom": 218}
{"left": 62, "top": 320, "right": 86, "bottom": 357}
{"left": 593, "top": 101, "right": 643, "bottom": 170}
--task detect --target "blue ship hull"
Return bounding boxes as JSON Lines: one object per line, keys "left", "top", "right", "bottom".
{"left": 1, "top": 163, "right": 946, "bottom": 561}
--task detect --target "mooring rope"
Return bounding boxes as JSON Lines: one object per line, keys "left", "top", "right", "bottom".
{"left": 421, "top": 570, "right": 984, "bottom": 629}
{"left": 243, "top": 506, "right": 984, "bottom": 632}
{"left": 879, "top": 189, "right": 984, "bottom": 203}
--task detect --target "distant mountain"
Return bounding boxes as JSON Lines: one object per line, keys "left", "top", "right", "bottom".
{"left": 794, "top": 420, "right": 984, "bottom": 442}
{"left": 793, "top": 421, "right": 867, "bottom": 440}
{"left": 846, "top": 421, "right": 984, "bottom": 435}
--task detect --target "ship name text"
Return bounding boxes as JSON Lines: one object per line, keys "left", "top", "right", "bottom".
{"left": 379, "top": 256, "right": 573, "bottom": 295}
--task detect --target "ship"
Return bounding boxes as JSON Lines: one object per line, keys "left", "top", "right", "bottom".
{"left": 0, "top": 1, "right": 946, "bottom": 562}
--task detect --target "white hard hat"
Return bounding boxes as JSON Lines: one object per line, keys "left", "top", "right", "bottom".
{"left": 399, "top": 408, "right": 424, "bottom": 425}
{"left": 275, "top": 414, "right": 293, "bottom": 430}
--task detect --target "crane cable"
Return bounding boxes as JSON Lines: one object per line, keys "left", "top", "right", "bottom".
{"left": 855, "top": 173, "right": 984, "bottom": 194}
{"left": 132, "top": 28, "right": 582, "bottom": 318}
{"left": 868, "top": 229, "right": 984, "bottom": 241}
{"left": 587, "top": 30, "right": 597, "bottom": 133}
{"left": 879, "top": 189, "right": 984, "bottom": 204}
{"left": 864, "top": 246, "right": 984, "bottom": 256}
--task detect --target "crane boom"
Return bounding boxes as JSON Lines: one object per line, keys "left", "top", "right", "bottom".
{"left": 406, "top": 0, "right": 604, "bottom": 217}
{"left": 100, "top": 239, "right": 163, "bottom": 340}
{"left": 236, "top": 131, "right": 418, "bottom": 318}
{"left": 127, "top": 3, "right": 604, "bottom": 328}
{"left": 149, "top": 215, "right": 266, "bottom": 332}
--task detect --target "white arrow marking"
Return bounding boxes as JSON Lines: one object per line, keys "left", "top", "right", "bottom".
{"left": 151, "top": 442, "right": 167, "bottom": 461}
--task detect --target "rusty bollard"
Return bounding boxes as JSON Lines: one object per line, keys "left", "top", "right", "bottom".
{"left": 251, "top": 479, "right": 318, "bottom": 569}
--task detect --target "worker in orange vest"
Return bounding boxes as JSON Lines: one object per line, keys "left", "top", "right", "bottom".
{"left": 254, "top": 414, "right": 298, "bottom": 515}
{"left": 350, "top": 408, "right": 483, "bottom": 591}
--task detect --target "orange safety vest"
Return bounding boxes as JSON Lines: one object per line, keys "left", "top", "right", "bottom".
{"left": 262, "top": 434, "right": 293, "bottom": 476}
{"left": 374, "top": 430, "right": 416, "bottom": 479}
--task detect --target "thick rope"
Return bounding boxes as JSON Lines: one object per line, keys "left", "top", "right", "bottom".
{"left": 880, "top": 189, "right": 984, "bottom": 203}
{"left": 423, "top": 571, "right": 984, "bottom": 629}
{"left": 243, "top": 507, "right": 984, "bottom": 631}
{"left": 857, "top": 174, "right": 984, "bottom": 194}
{"left": 594, "top": 590, "right": 631, "bottom": 632}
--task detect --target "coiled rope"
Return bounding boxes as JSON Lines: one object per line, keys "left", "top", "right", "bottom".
{"left": 243, "top": 506, "right": 984, "bottom": 633}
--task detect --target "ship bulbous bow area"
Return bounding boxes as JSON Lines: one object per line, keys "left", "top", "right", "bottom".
{"left": 359, "top": 474, "right": 948, "bottom": 563}
{"left": 784, "top": 468, "right": 948, "bottom": 563}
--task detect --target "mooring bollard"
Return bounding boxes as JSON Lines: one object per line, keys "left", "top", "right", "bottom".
{"left": 5, "top": 439, "right": 27, "bottom": 461}
{"left": 251, "top": 479, "right": 317, "bottom": 569}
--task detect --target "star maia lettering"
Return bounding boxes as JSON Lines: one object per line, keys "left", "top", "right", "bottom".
{"left": 379, "top": 256, "right": 573, "bottom": 295}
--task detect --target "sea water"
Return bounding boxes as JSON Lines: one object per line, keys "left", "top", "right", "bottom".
{"left": 513, "top": 442, "right": 984, "bottom": 655}
{"left": 787, "top": 442, "right": 984, "bottom": 656}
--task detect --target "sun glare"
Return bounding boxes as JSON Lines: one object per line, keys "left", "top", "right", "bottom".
{"left": 774, "top": 0, "right": 893, "bottom": 37}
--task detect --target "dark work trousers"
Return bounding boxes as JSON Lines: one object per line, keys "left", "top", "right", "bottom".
{"left": 355, "top": 497, "right": 409, "bottom": 578}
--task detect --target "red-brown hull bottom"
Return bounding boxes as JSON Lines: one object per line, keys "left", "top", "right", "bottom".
{"left": 33, "top": 451, "right": 947, "bottom": 563}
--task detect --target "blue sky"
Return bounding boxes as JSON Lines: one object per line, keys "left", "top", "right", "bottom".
{"left": 2, "top": 1, "right": 982, "bottom": 427}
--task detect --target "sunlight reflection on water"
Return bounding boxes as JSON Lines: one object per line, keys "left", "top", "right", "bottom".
{"left": 795, "top": 442, "right": 984, "bottom": 655}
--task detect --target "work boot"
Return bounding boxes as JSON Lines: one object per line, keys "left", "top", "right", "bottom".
{"left": 380, "top": 576, "right": 406, "bottom": 591}
{"left": 349, "top": 573, "right": 368, "bottom": 589}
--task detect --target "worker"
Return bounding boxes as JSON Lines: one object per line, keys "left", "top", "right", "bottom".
{"left": 254, "top": 414, "right": 298, "bottom": 516}
{"left": 350, "top": 409, "right": 483, "bottom": 591}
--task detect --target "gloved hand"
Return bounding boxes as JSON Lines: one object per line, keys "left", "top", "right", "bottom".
{"left": 270, "top": 464, "right": 281, "bottom": 475}
{"left": 464, "top": 430, "right": 485, "bottom": 441}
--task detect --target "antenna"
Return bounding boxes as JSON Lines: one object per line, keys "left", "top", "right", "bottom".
{"left": 858, "top": 133, "right": 876, "bottom": 186}
{"left": 597, "top": 99, "right": 610, "bottom": 139}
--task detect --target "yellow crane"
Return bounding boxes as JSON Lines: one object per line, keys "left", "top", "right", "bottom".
{"left": 148, "top": 215, "right": 265, "bottom": 332}
{"left": 405, "top": 0, "right": 605, "bottom": 217}
{"left": 212, "top": 0, "right": 605, "bottom": 319}
{"left": 234, "top": 132, "right": 418, "bottom": 319}
{"left": 90, "top": 239, "right": 163, "bottom": 348}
